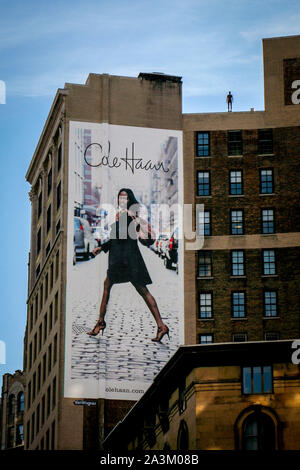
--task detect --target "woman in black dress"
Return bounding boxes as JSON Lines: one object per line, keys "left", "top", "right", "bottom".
{"left": 87, "top": 188, "right": 169, "bottom": 343}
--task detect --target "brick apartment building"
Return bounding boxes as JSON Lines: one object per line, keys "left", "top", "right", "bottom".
{"left": 184, "top": 35, "right": 300, "bottom": 345}
{"left": 13, "top": 34, "right": 300, "bottom": 449}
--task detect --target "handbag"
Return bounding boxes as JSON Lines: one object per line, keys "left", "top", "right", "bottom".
{"left": 137, "top": 222, "right": 156, "bottom": 247}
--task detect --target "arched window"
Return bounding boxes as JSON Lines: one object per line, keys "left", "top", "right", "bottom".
{"left": 17, "top": 392, "right": 24, "bottom": 412}
{"left": 177, "top": 420, "right": 189, "bottom": 450}
{"left": 242, "top": 411, "right": 275, "bottom": 450}
{"left": 8, "top": 395, "right": 14, "bottom": 415}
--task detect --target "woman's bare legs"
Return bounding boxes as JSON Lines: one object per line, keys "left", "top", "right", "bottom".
{"left": 133, "top": 284, "right": 169, "bottom": 341}
{"left": 87, "top": 276, "right": 113, "bottom": 335}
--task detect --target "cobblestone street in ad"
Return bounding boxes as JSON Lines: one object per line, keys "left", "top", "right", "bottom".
{"left": 70, "top": 244, "right": 181, "bottom": 387}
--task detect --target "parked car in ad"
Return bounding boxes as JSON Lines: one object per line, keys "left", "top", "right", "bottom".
{"left": 164, "top": 227, "right": 178, "bottom": 271}
{"left": 74, "top": 217, "right": 97, "bottom": 261}
{"left": 93, "top": 226, "right": 110, "bottom": 247}
{"left": 155, "top": 233, "right": 170, "bottom": 257}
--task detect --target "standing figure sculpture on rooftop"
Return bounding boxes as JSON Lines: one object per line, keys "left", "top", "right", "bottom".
{"left": 226, "top": 91, "right": 233, "bottom": 112}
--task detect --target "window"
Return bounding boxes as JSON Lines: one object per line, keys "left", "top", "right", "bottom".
{"left": 39, "top": 284, "right": 43, "bottom": 311}
{"left": 260, "top": 169, "right": 274, "bottom": 194}
{"left": 36, "top": 404, "right": 40, "bottom": 434}
{"left": 178, "top": 377, "right": 186, "bottom": 414}
{"left": 50, "top": 263, "right": 54, "bottom": 289}
{"left": 232, "top": 292, "right": 246, "bottom": 318}
{"left": 58, "top": 144, "right": 62, "bottom": 171}
{"left": 39, "top": 324, "right": 42, "bottom": 351}
{"left": 230, "top": 170, "right": 243, "bottom": 195}
{"left": 196, "top": 132, "right": 210, "bottom": 157}
{"left": 8, "top": 394, "right": 14, "bottom": 415}
{"left": 46, "top": 429, "right": 50, "bottom": 450}
{"left": 242, "top": 366, "right": 272, "bottom": 394}
{"left": 38, "top": 192, "right": 42, "bottom": 218}
{"left": 47, "top": 205, "right": 51, "bottom": 233}
{"left": 198, "top": 251, "right": 212, "bottom": 277}
{"left": 56, "top": 181, "right": 61, "bottom": 210}
{"left": 231, "top": 250, "right": 245, "bottom": 276}
{"left": 264, "top": 291, "right": 278, "bottom": 317}
{"left": 30, "top": 304, "right": 34, "bottom": 331}
{"left": 51, "top": 421, "right": 56, "bottom": 450}
{"left": 199, "top": 292, "right": 212, "bottom": 318}
{"left": 262, "top": 250, "right": 276, "bottom": 275}
{"left": 16, "top": 424, "right": 24, "bottom": 446}
{"left": 54, "top": 334, "right": 58, "bottom": 364}
{"left": 55, "top": 251, "right": 59, "bottom": 279}
{"left": 41, "top": 395, "right": 45, "bottom": 425}
{"left": 27, "top": 382, "right": 32, "bottom": 409}
{"left": 47, "top": 386, "right": 51, "bottom": 417}
{"left": 31, "top": 412, "right": 35, "bottom": 443}
{"left": 233, "top": 333, "right": 247, "bottom": 342}
{"left": 56, "top": 219, "right": 61, "bottom": 235}
{"left": 231, "top": 210, "right": 244, "bottom": 235}
{"left": 43, "top": 354, "right": 47, "bottom": 382}
{"left": 265, "top": 331, "right": 280, "bottom": 341}
{"left": 198, "top": 211, "right": 211, "bottom": 236}
{"left": 228, "top": 130, "right": 242, "bottom": 156}
{"left": 52, "top": 377, "right": 56, "bottom": 410}
{"left": 47, "top": 168, "right": 52, "bottom": 196}
{"left": 17, "top": 392, "right": 24, "bottom": 412}
{"left": 48, "top": 343, "right": 52, "bottom": 374}
{"left": 258, "top": 129, "right": 273, "bottom": 155}
{"left": 29, "top": 342, "right": 32, "bottom": 369}
{"left": 36, "top": 264, "right": 40, "bottom": 279}
{"left": 37, "top": 228, "right": 41, "bottom": 254}
{"left": 37, "top": 363, "right": 41, "bottom": 392}
{"left": 45, "top": 274, "right": 48, "bottom": 300}
{"left": 46, "top": 242, "right": 51, "bottom": 257}
{"left": 49, "top": 303, "right": 53, "bottom": 332}
{"left": 54, "top": 291, "right": 59, "bottom": 322}
{"left": 44, "top": 313, "right": 48, "bottom": 342}
{"left": 177, "top": 420, "right": 189, "bottom": 450}
{"left": 33, "top": 333, "right": 37, "bottom": 362}
{"left": 26, "top": 421, "right": 30, "bottom": 449}
{"left": 197, "top": 171, "right": 210, "bottom": 196}
{"left": 35, "top": 295, "right": 38, "bottom": 320}
{"left": 33, "top": 372, "right": 36, "bottom": 402}
{"left": 262, "top": 209, "right": 274, "bottom": 234}
{"left": 8, "top": 427, "right": 14, "bottom": 448}
{"left": 242, "top": 412, "right": 275, "bottom": 450}
{"left": 199, "top": 334, "right": 213, "bottom": 344}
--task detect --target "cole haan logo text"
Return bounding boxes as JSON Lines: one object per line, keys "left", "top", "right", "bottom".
{"left": 84, "top": 141, "right": 170, "bottom": 174}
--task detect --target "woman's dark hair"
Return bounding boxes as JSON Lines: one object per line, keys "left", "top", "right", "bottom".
{"left": 118, "top": 188, "right": 140, "bottom": 211}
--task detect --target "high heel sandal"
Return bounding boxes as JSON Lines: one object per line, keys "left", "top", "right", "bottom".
{"left": 151, "top": 324, "right": 170, "bottom": 343}
{"left": 87, "top": 320, "right": 106, "bottom": 336}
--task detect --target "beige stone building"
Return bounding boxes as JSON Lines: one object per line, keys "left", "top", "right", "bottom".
{"left": 0, "top": 370, "right": 25, "bottom": 449}
{"left": 23, "top": 34, "right": 300, "bottom": 449}
{"left": 103, "top": 340, "right": 300, "bottom": 450}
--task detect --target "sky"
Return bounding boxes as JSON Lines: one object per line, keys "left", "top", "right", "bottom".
{"left": 1, "top": 0, "right": 300, "bottom": 389}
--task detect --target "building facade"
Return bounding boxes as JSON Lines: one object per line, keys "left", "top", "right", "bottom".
{"left": 0, "top": 371, "right": 25, "bottom": 449}
{"left": 24, "top": 73, "right": 182, "bottom": 449}
{"left": 183, "top": 35, "right": 300, "bottom": 345}
{"left": 103, "top": 341, "right": 300, "bottom": 450}
{"left": 22, "top": 34, "right": 300, "bottom": 450}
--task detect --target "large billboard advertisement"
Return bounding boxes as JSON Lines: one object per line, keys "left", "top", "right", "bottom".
{"left": 64, "top": 122, "right": 183, "bottom": 400}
